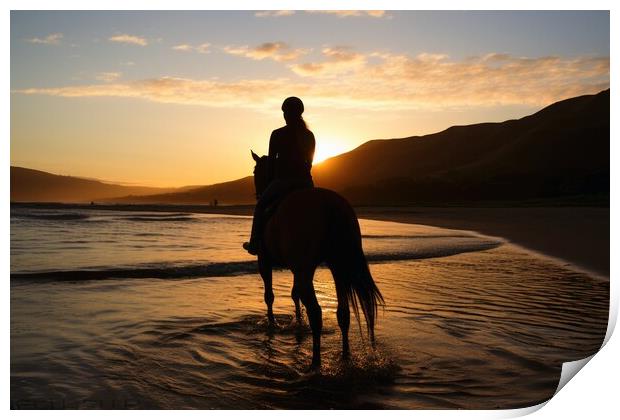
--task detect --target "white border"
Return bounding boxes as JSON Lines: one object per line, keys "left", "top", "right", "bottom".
{"left": 4, "top": 1, "right": 616, "bottom": 418}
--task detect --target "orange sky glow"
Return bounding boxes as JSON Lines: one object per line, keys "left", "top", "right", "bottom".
{"left": 11, "top": 11, "right": 609, "bottom": 187}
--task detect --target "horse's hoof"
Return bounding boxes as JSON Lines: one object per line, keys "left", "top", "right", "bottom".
{"left": 306, "top": 362, "right": 321, "bottom": 374}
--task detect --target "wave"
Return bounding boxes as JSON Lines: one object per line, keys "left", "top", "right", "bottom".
{"left": 12, "top": 211, "right": 198, "bottom": 223}
{"left": 11, "top": 261, "right": 258, "bottom": 282}
{"left": 362, "top": 234, "right": 474, "bottom": 239}
{"left": 122, "top": 216, "right": 197, "bottom": 222}
{"left": 13, "top": 212, "right": 90, "bottom": 221}
{"left": 366, "top": 240, "right": 500, "bottom": 262}
{"left": 10, "top": 240, "right": 501, "bottom": 282}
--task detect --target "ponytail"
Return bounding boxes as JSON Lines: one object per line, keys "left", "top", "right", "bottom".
{"left": 288, "top": 117, "right": 307, "bottom": 130}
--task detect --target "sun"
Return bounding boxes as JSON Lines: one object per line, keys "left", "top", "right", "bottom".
{"left": 313, "top": 139, "right": 348, "bottom": 164}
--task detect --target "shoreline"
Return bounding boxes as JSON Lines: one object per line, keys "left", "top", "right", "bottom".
{"left": 12, "top": 202, "right": 609, "bottom": 278}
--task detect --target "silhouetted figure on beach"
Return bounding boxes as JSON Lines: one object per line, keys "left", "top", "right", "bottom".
{"left": 243, "top": 96, "right": 315, "bottom": 255}
{"left": 243, "top": 97, "right": 382, "bottom": 369}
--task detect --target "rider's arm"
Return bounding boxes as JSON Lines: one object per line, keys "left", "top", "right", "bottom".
{"left": 267, "top": 131, "right": 278, "bottom": 181}
{"left": 268, "top": 131, "right": 280, "bottom": 158}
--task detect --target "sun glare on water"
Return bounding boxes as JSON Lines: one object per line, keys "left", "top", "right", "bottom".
{"left": 313, "top": 140, "right": 349, "bottom": 164}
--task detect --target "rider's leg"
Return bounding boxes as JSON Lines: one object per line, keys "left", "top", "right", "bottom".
{"left": 244, "top": 179, "right": 288, "bottom": 254}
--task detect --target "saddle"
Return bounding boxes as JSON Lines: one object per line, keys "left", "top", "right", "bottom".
{"left": 263, "top": 196, "right": 284, "bottom": 223}
{"left": 262, "top": 183, "right": 312, "bottom": 225}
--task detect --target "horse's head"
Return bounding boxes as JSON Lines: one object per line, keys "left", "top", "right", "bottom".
{"left": 251, "top": 150, "right": 270, "bottom": 199}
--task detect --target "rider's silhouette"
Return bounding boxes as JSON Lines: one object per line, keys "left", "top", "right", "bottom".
{"left": 243, "top": 97, "right": 315, "bottom": 255}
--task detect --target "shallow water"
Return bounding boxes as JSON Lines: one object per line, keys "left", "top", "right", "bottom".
{"left": 10, "top": 207, "right": 500, "bottom": 278}
{"left": 10, "top": 207, "right": 609, "bottom": 409}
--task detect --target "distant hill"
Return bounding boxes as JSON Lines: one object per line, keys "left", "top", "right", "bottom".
{"left": 10, "top": 167, "right": 183, "bottom": 203}
{"left": 109, "top": 89, "right": 609, "bottom": 205}
{"left": 112, "top": 176, "right": 256, "bottom": 205}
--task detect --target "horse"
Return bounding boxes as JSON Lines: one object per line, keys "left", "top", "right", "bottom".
{"left": 250, "top": 150, "right": 384, "bottom": 369}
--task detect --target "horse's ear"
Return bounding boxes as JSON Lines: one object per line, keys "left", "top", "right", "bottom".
{"left": 251, "top": 150, "right": 260, "bottom": 162}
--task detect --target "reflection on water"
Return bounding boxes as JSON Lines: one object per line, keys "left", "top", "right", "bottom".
{"left": 11, "top": 273, "right": 399, "bottom": 409}
{"left": 11, "top": 213, "right": 609, "bottom": 409}
{"left": 10, "top": 207, "right": 502, "bottom": 277}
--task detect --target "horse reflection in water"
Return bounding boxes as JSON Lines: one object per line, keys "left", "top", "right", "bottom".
{"left": 250, "top": 151, "right": 384, "bottom": 369}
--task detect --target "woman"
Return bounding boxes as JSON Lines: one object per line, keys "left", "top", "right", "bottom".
{"left": 243, "top": 96, "right": 315, "bottom": 255}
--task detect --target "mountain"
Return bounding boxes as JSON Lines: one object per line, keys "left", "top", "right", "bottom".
{"left": 109, "top": 89, "right": 608, "bottom": 205}
{"left": 10, "top": 167, "right": 183, "bottom": 203}
{"left": 315, "top": 89, "right": 609, "bottom": 204}
{"left": 11, "top": 89, "right": 609, "bottom": 205}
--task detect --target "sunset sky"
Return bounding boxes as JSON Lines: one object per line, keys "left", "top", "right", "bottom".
{"left": 10, "top": 10, "right": 609, "bottom": 187}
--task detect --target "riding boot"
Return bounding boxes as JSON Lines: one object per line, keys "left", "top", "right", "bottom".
{"left": 242, "top": 240, "right": 258, "bottom": 255}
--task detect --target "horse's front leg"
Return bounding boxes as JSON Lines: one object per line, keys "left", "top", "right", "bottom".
{"left": 258, "top": 254, "right": 276, "bottom": 327}
{"left": 291, "top": 284, "right": 302, "bottom": 325}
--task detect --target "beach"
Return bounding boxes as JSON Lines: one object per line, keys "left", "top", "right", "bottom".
{"left": 10, "top": 204, "right": 609, "bottom": 409}
{"left": 357, "top": 206, "right": 610, "bottom": 279}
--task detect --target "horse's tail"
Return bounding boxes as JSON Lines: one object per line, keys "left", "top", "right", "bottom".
{"left": 327, "top": 193, "right": 384, "bottom": 342}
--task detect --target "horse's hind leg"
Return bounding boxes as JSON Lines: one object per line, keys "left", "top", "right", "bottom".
{"left": 291, "top": 284, "right": 302, "bottom": 324}
{"left": 258, "top": 254, "right": 276, "bottom": 327}
{"left": 294, "top": 269, "right": 321, "bottom": 368}
{"left": 333, "top": 273, "right": 350, "bottom": 360}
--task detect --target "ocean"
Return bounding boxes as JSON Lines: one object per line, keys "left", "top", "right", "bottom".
{"left": 10, "top": 206, "right": 609, "bottom": 409}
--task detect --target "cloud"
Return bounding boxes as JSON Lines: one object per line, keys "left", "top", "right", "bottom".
{"left": 14, "top": 53, "right": 609, "bottom": 111}
{"left": 14, "top": 77, "right": 301, "bottom": 109}
{"left": 172, "top": 42, "right": 210, "bottom": 53}
{"left": 95, "top": 72, "right": 122, "bottom": 82}
{"left": 290, "top": 46, "right": 366, "bottom": 76}
{"left": 255, "top": 10, "right": 295, "bottom": 17}
{"left": 290, "top": 63, "right": 325, "bottom": 76}
{"left": 195, "top": 43, "right": 210, "bottom": 54}
{"left": 355, "top": 53, "right": 609, "bottom": 108}
{"left": 109, "top": 34, "right": 148, "bottom": 46}
{"left": 373, "top": 50, "right": 604, "bottom": 107}
{"left": 172, "top": 44, "right": 193, "bottom": 52}
{"left": 223, "top": 42, "right": 307, "bottom": 62}
{"left": 306, "top": 10, "right": 387, "bottom": 18}
{"left": 322, "top": 46, "right": 365, "bottom": 62}
{"left": 27, "top": 33, "right": 63, "bottom": 45}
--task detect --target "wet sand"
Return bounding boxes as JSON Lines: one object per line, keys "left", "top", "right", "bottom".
{"left": 355, "top": 207, "right": 609, "bottom": 278}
